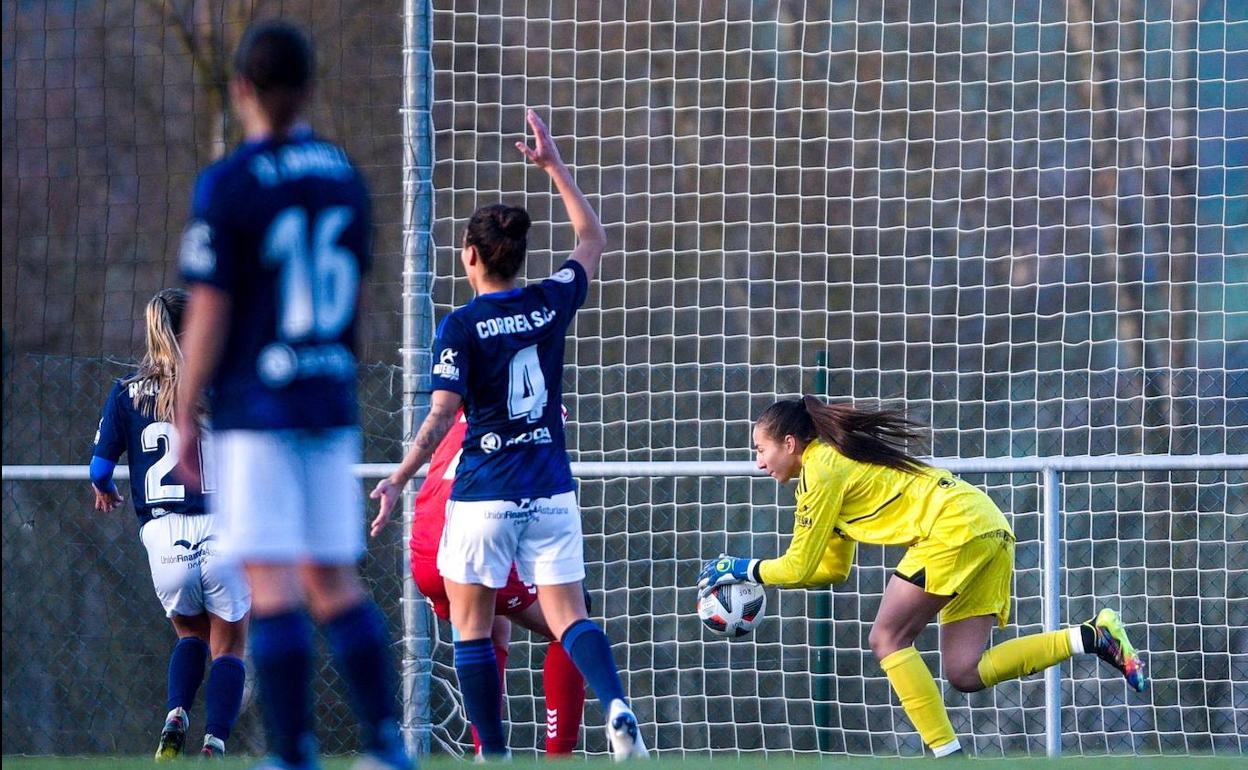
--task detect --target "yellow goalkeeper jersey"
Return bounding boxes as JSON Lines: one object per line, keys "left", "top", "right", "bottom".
{"left": 757, "top": 439, "right": 1011, "bottom": 588}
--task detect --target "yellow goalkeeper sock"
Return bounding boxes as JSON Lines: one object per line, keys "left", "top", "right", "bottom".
{"left": 880, "top": 647, "right": 958, "bottom": 755}
{"left": 976, "top": 628, "right": 1076, "bottom": 687}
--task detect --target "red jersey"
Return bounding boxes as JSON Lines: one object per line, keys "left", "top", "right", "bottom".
{"left": 408, "top": 409, "right": 468, "bottom": 564}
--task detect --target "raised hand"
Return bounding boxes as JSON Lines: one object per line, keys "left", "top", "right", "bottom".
{"left": 515, "top": 108, "right": 565, "bottom": 173}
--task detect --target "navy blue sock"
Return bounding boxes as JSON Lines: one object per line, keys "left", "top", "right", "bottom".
{"left": 204, "top": 655, "right": 246, "bottom": 741}
{"left": 560, "top": 619, "right": 626, "bottom": 711}
{"left": 167, "top": 637, "right": 209, "bottom": 712}
{"left": 323, "top": 601, "right": 399, "bottom": 752}
{"left": 251, "top": 611, "right": 315, "bottom": 764}
{"left": 453, "top": 638, "right": 506, "bottom": 756}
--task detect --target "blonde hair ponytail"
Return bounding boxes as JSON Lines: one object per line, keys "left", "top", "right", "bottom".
{"left": 129, "top": 288, "right": 188, "bottom": 422}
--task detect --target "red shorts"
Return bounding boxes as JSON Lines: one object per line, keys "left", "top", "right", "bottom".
{"left": 411, "top": 556, "right": 537, "bottom": 621}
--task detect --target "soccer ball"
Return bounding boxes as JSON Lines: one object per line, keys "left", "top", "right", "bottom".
{"left": 698, "top": 582, "right": 766, "bottom": 638}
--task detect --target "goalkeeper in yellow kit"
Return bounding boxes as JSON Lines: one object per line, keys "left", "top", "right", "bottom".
{"left": 698, "top": 395, "right": 1147, "bottom": 758}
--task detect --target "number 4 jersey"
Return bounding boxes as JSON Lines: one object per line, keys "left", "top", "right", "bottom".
{"left": 431, "top": 259, "right": 588, "bottom": 501}
{"left": 93, "top": 379, "right": 208, "bottom": 525}
{"left": 179, "top": 129, "right": 371, "bottom": 431}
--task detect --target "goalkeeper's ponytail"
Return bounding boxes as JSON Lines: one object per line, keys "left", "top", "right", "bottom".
{"left": 757, "top": 396, "right": 929, "bottom": 474}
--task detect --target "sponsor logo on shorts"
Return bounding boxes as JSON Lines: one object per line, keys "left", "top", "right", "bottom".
{"left": 976, "top": 529, "right": 1014, "bottom": 543}
{"left": 483, "top": 498, "right": 568, "bottom": 524}
{"left": 161, "top": 534, "right": 216, "bottom": 568}
{"left": 480, "top": 432, "right": 501, "bottom": 453}
{"left": 173, "top": 535, "right": 216, "bottom": 550}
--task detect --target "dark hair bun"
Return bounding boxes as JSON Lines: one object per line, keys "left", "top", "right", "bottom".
{"left": 465, "top": 204, "right": 531, "bottom": 281}
{"left": 499, "top": 207, "right": 531, "bottom": 239}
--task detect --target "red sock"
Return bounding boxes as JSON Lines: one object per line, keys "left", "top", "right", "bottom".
{"left": 542, "top": 642, "right": 584, "bottom": 755}
{"left": 470, "top": 645, "right": 509, "bottom": 755}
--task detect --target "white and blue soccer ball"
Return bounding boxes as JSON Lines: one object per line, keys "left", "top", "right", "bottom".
{"left": 698, "top": 582, "right": 766, "bottom": 638}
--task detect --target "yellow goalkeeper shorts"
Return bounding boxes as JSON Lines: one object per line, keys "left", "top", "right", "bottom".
{"left": 894, "top": 529, "right": 1014, "bottom": 628}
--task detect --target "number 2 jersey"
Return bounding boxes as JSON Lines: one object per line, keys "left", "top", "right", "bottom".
{"left": 179, "top": 128, "right": 371, "bottom": 431}
{"left": 92, "top": 379, "right": 207, "bottom": 525}
{"left": 430, "top": 260, "right": 588, "bottom": 501}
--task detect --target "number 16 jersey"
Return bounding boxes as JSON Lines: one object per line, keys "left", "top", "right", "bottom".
{"left": 430, "top": 259, "right": 588, "bottom": 501}
{"left": 179, "top": 129, "right": 371, "bottom": 431}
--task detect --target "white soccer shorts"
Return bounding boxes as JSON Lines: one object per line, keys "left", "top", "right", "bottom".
{"left": 140, "top": 512, "right": 251, "bottom": 621}
{"left": 437, "top": 490, "right": 586, "bottom": 588}
{"left": 212, "top": 427, "right": 365, "bottom": 564}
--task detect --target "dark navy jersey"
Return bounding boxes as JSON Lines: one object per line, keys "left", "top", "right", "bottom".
{"left": 92, "top": 379, "right": 210, "bottom": 525}
{"left": 431, "top": 259, "right": 589, "bottom": 501}
{"left": 179, "top": 129, "right": 371, "bottom": 430}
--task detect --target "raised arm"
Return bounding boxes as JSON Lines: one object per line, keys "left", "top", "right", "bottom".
{"left": 515, "top": 109, "right": 607, "bottom": 280}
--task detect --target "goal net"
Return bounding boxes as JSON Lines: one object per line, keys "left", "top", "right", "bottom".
{"left": 422, "top": 0, "right": 1246, "bottom": 758}
{"left": 2, "top": 0, "right": 1244, "bottom": 760}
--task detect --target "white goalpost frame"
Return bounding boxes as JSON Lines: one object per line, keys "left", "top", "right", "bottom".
{"left": 7, "top": 453, "right": 1245, "bottom": 757}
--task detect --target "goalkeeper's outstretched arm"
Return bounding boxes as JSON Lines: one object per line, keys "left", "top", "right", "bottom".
{"left": 755, "top": 460, "right": 849, "bottom": 587}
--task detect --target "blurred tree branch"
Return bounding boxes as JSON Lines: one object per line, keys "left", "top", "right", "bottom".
{"left": 140, "top": 0, "right": 269, "bottom": 156}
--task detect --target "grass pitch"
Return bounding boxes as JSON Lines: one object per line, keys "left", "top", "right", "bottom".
{"left": 2, "top": 755, "right": 1245, "bottom": 770}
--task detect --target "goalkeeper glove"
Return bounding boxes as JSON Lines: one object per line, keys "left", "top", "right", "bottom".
{"left": 697, "top": 553, "right": 762, "bottom": 597}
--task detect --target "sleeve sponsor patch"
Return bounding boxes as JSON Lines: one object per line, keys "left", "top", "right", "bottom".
{"left": 432, "top": 347, "right": 460, "bottom": 380}
{"left": 178, "top": 220, "right": 217, "bottom": 276}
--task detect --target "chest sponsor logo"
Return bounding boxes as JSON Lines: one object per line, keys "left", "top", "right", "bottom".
{"left": 257, "top": 342, "right": 355, "bottom": 387}
{"left": 506, "top": 426, "right": 552, "bottom": 447}
{"left": 432, "top": 348, "right": 460, "bottom": 380}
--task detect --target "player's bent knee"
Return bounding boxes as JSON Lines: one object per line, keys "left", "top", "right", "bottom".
{"left": 946, "top": 666, "right": 986, "bottom": 693}
{"left": 868, "top": 625, "right": 906, "bottom": 660}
